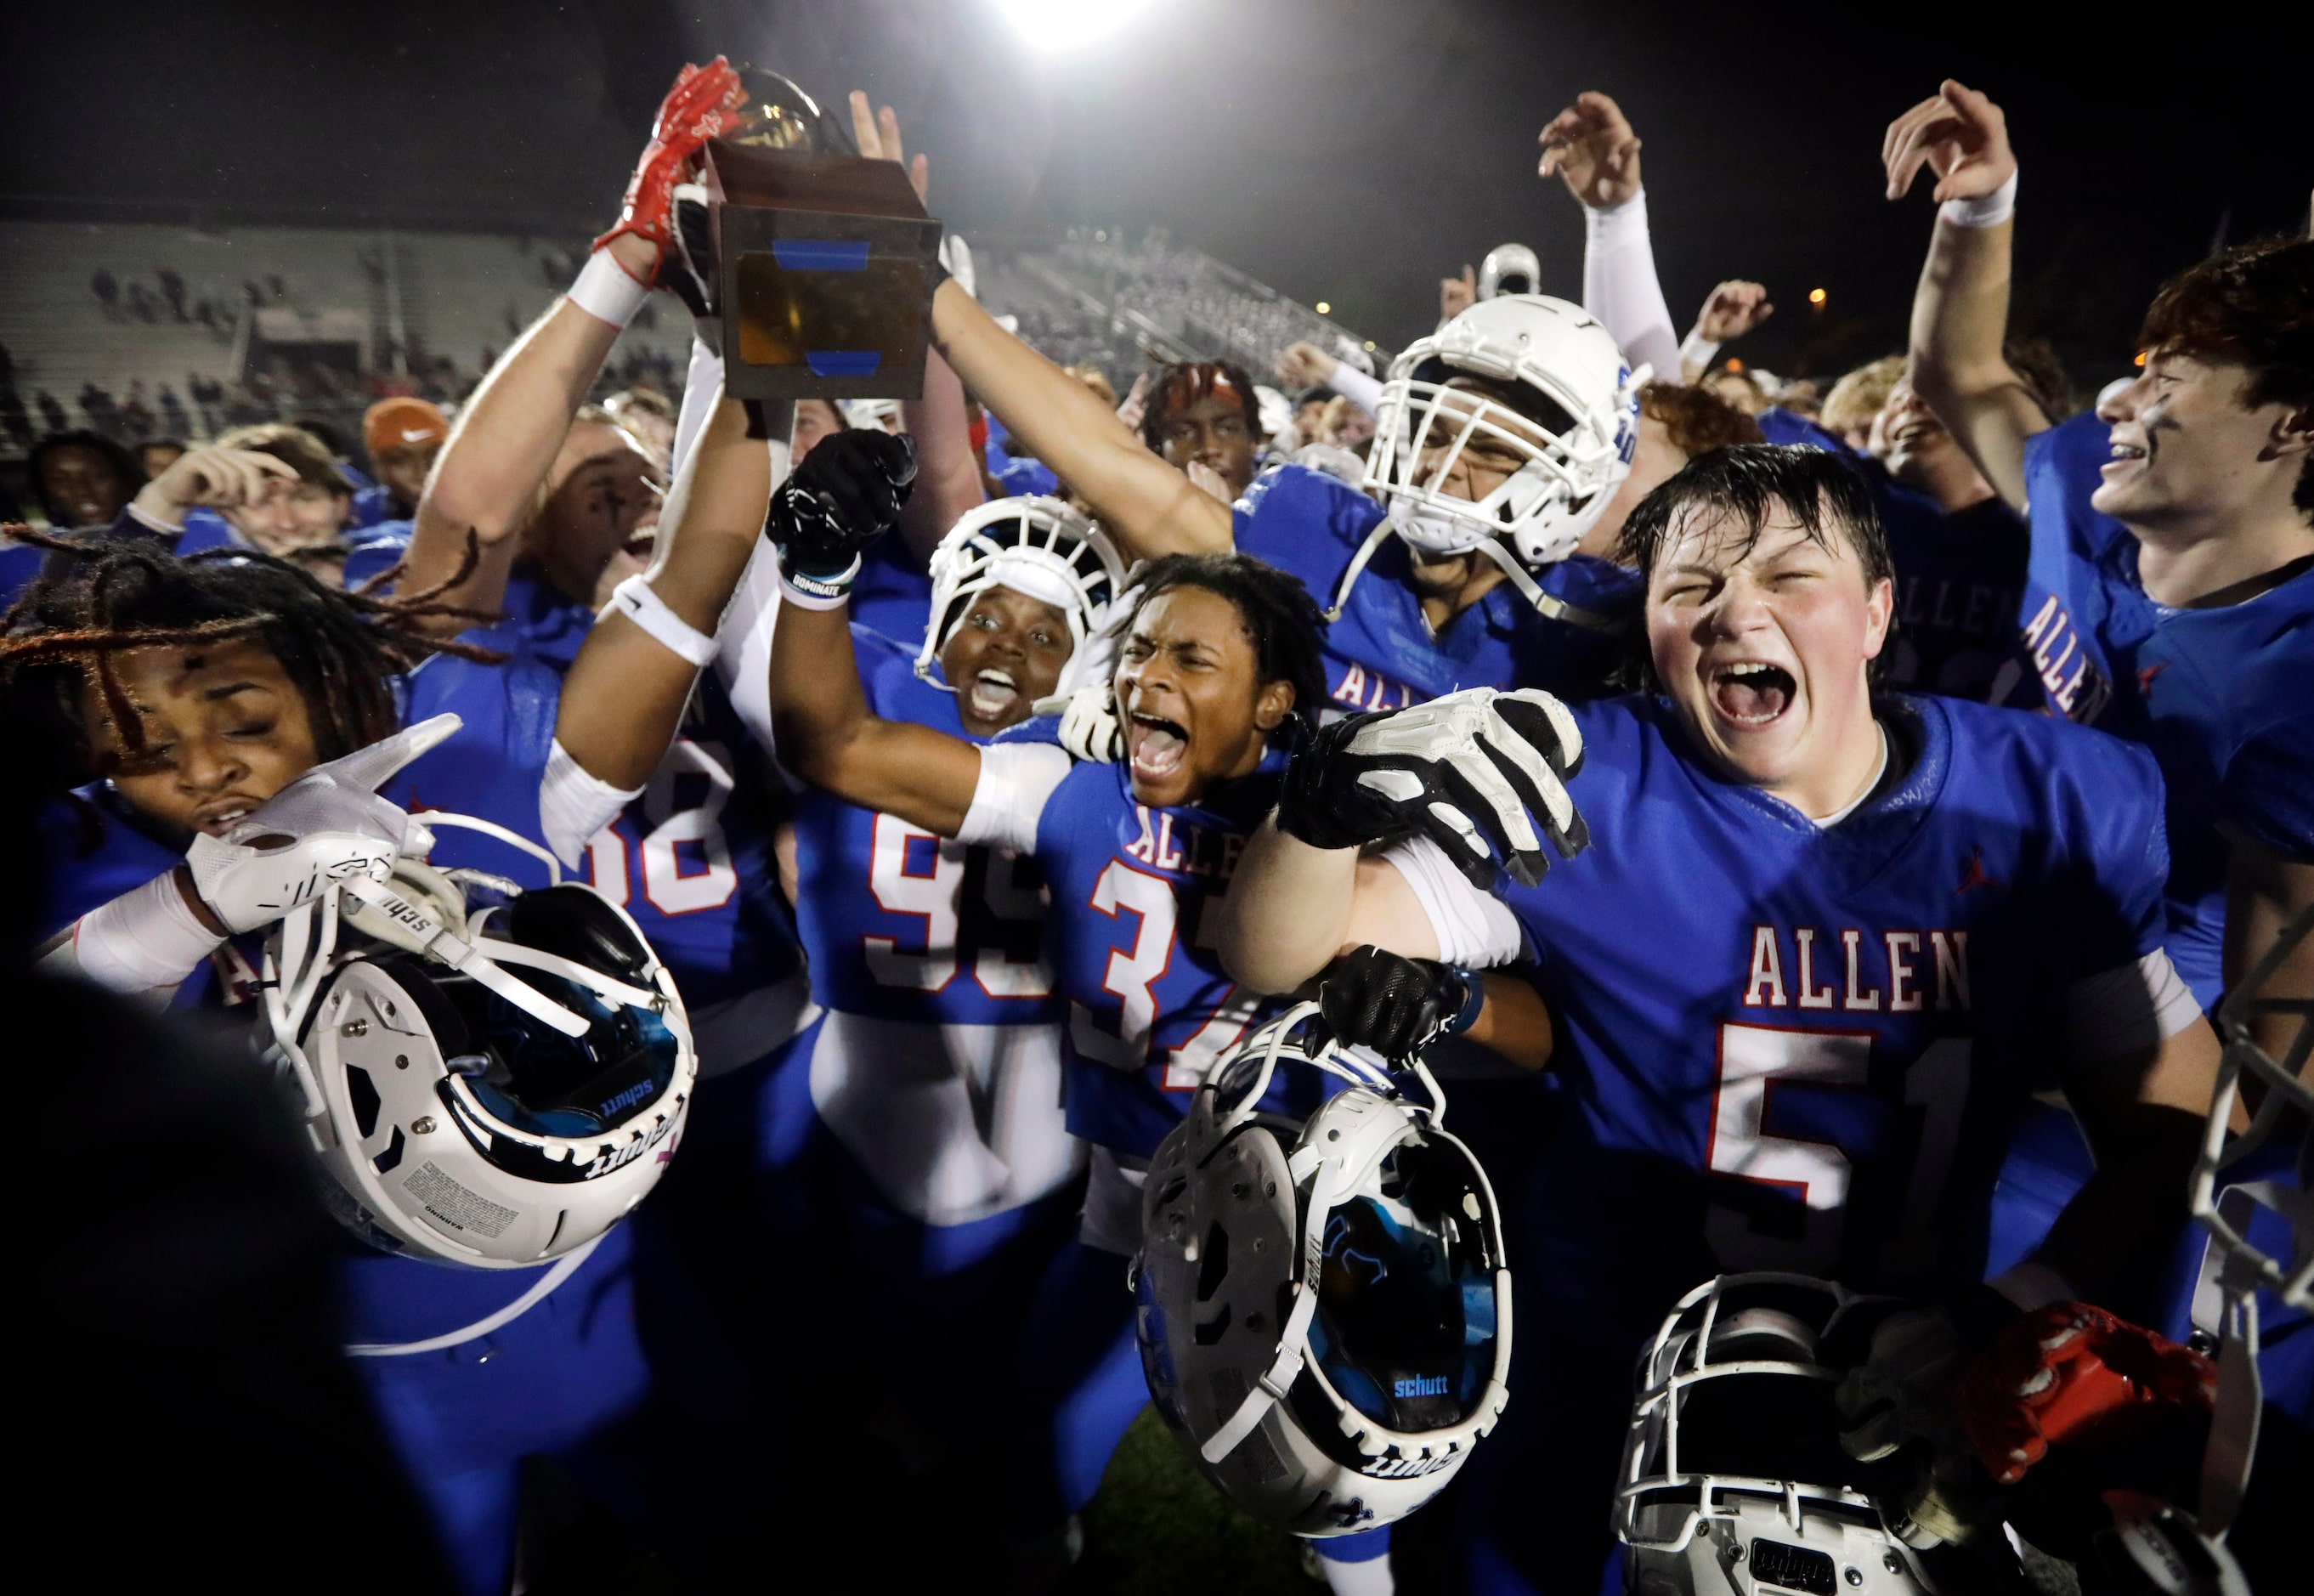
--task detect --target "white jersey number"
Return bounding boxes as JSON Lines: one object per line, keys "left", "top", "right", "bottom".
{"left": 584, "top": 739, "right": 738, "bottom": 917}
{"left": 863, "top": 814, "right": 1050, "bottom": 997}
{"left": 1070, "top": 859, "right": 1252, "bottom": 1089}
{"left": 1703, "top": 1022, "right": 1972, "bottom": 1276}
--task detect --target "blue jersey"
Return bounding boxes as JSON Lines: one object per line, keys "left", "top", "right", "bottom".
{"left": 1233, "top": 462, "right": 1639, "bottom": 710}
{"left": 1758, "top": 408, "right": 2034, "bottom": 704}
{"left": 392, "top": 642, "right": 801, "bottom": 1055}
{"left": 1415, "top": 693, "right": 2172, "bottom": 1307}
{"left": 2019, "top": 412, "right": 2314, "bottom": 1003}
{"left": 849, "top": 535, "right": 936, "bottom": 647}
{"left": 1017, "top": 750, "right": 1293, "bottom": 1159}
{"left": 793, "top": 629, "right": 1056, "bottom": 1025}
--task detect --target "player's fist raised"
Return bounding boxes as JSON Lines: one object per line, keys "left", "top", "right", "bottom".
{"left": 1276, "top": 342, "right": 1339, "bottom": 390}
{"left": 1440, "top": 265, "right": 1477, "bottom": 322}
{"left": 1694, "top": 280, "right": 1774, "bottom": 344}
{"left": 1539, "top": 91, "right": 1643, "bottom": 211}
{"left": 593, "top": 57, "right": 749, "bottom": 267}
{"left": 1882, "top": 79, "right": 2016, "bottom": 205}
{"left": 1320, "top": 945, "right": 1479, "bottom": 1064}
{"left": 766, "top": 429, "right": 917, "bottom": 597}
{"left": 1275, "top": 686, "right": 1588, "bottom": 890}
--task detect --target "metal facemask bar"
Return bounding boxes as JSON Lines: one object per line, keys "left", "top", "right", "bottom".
{"left": 1338, "top": 377, "right": 1630, "bottom": 631}
{"left": 1616, "top": 1272, "right": 1894, "bottom": 1556}
{"left": 2187, "top": 902, "right": 2313, "bottom": 1535}
{"left": 914, "top": 501, "right": 1119, "bottom": 693}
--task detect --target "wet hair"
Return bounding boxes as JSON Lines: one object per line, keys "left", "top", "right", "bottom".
{"left": 1638, "top": 381, "right": 1764, "bottom": 456}
{"left": 1140, "top": 360, "right": 1262, "bottom": 451}
{"left": 1617, "top": 444, "right": 1894, "bottom": 591}
{"left": 2137, "top": 236, "right": 2314, "bottom": 516}
{"left": 1120, "top": 552, "right": 1327, "bottom": 737}
{"left": 1614, "top": 445, "right": 1897, "bottom": 692}
{"left": 27, "top": 431, "right": 146, "bottom": 526}
{"left": 0, "top": 524, "right": 500, "bottom": 777}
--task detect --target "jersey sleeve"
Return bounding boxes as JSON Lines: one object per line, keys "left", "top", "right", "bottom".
{"left": 1376, "top": 835, "right": 1525, "bottom": 967}
{"left": 957, "top": 743, "right": 1073, "bottom": 855}
{"left": 2066, "top": 948, "right": 2203, "bottom": 1062}
{"left": 1231, "top": 462, "right": 1384, "bottom": 602}
{"left": 2220, "top": 709, "right": 2314, "bottom": 863}
{"left": 2050, "top": 733, "right": 2174, "bottom": 979}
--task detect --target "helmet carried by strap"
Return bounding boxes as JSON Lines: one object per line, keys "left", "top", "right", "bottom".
{"left": 261, "top": 815, "right": 696, "bottom": 1270}
{"left": 1134, "top": 1004, "right": 1511, "bottom": 1537}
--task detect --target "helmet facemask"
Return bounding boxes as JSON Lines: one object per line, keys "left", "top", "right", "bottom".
{"left": 914, "top": 495, "right": 1128, "bottom": 705}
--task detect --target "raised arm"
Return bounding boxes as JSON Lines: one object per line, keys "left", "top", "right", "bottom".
{"left": 1542, "top": 92, "right": 1679, "bottom": 383}
{"left": 930, "top": 280, "right": 1231, "bottom": 560}
{"left": 763, "top": 432, "right": 985, "bottom": 835}
{"left": 1887, "top": 79, "right": 2047, "bottom": 512}
{"left": 402, "top": 59, "right": 747, "bottom": 625}
{"left": 847, "top": 92, "right": 983, "bottom": 558}
{"left": 555, "top": 388, "right": 767, "bottom": 790}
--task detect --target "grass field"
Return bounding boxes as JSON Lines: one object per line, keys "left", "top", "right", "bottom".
{"left": 1071, "top": 1409, "right": 1319, "bottom": 1594}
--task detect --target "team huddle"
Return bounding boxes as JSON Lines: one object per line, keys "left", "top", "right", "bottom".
{"left": 11, "top": 55, "right": 2309, "bottom": 1596}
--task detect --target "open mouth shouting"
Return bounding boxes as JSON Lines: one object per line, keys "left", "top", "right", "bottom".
{"left": 966, "top": 668, "right": 1020, "bottom": 722}
{"left": 1710, "top": 659, "right": 1796, "bottom": 728}
{"left": 1127, "top": 710, "right": 1190, "bottom": 782}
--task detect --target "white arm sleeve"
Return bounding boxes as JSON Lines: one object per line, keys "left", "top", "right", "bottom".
{"left": 42, "top": 869, "right": 222, "bottom": 998}
{"left": 1581, "top": 190, "right": 1681, "bottom": 385}
{"left": 712, "top": 540, "right": 784, "bottom": 756}
{"left": 669, "top": 336, "right": 723, "bottom": 480}
{"left": 956, "top": 744, "right": 1073, "bottom": 856}
{"left": 1377, "top": 835, "right": 1525, "bottom": 968}
{"left": 2067, "top": 948, "right": 2202, "bottom": 1062}
{"left": 540, "top": 738, "right": 645, "bottom": 869}
{"left": 1326, "top": 360, "right": 1384, "bottom": 417}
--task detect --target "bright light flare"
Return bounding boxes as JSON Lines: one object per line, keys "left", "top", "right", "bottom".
{"left": 1315, "top": 301, "right": 1332, "bottom": 314}
{"left": 1808, "top": 286, "right": 1827, "bottom": 305}
{"left": 996, "top": 0, "right": 1157, "bottom": 50}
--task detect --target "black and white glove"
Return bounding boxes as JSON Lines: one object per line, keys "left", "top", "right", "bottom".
{"left": 765, "top": 429, "right": 916, "bottom": 607}
{"left": 1318, "top": 945, "right": 1481, "bottom": 1064}
{"left": 657, "top": 181, "right": 717, "bottom": 327}
{"left": 1275, "top": 686, "right": 1587, "bottom": 889}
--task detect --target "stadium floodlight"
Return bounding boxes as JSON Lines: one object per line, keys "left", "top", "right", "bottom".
{"left": 995, "top": 0, "right": 1156, "bottom": 50}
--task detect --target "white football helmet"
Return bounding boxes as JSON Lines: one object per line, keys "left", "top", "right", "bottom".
{"left": 1618, "top": 1273, "right": 1934, "bottom": 1596}
{"left": 1478, "top": 243, "right": 1541, "bottom": 301}
{"left": 1354, "top": 295, "right": 1644, "bottom": 623}
{"left": 263, "top": 814, "right": 696, "bottom": 1269}
{"left": 1134, "top": 1004, "right": 1511, "bottom": 1537}
{"left": 915, "top": 495, "right": 1129, "bottom": 699}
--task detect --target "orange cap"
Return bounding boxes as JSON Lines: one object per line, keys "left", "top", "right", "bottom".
{"left": 364, "top": 397, "right": 450, "bottom": 459}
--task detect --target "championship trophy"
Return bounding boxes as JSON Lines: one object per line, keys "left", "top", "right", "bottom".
{"left": 705, "top": 71, "right": 942, "bottom": 408}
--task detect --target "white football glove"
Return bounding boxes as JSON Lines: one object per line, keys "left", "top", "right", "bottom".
{"left": 184, "top": 713, "right": 461, "bottom": 935}
{"left": 1276, "top": 687, "right": 1587, "bottom": 889}
{"left": 1034, "top": 680, "right": 1123, "bottom": 763}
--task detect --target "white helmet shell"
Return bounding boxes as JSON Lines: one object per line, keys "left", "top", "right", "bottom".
{"left": 1134, "top": 1005, "right": 1511, "bottom": 1537}
{"left": 1478, "top": 243, "right": 1541, "bottom": 301}
{"left": 264, "top": 829, "right": 696, "bottom": 1270}
{"left": 1618, "top": 1273, "right": 1934, "bottom": 1595}
{"left": 916, "top": 495, "right": 1129, "bottom": 699}
{"left": 1361, "top": 294, "right": 1643, "bottom": 580}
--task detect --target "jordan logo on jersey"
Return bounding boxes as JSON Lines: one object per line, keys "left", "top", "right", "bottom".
{"left": 1741, "top": 925, "right": 1971, "bottom": 1012}
{"left": 2020, "top": 594, "right": 2113, "bottom": 723}
{"left": 1955, "top": 847, "right": 2000, "bottom": 897}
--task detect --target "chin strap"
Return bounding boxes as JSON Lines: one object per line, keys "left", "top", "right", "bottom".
{"left": 1201, "top": 1278, "right": 1322, "bottom": 1465}
{"left": 1327, "top": 517, "right": 1627, "bottom": 633}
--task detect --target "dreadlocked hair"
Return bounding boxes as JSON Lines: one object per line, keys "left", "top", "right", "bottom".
{"left": 0, "top": 524, "right": 503, "bottom": 769}
{"left": 1121, "top": 552, "right": 1328, "bottom": 741}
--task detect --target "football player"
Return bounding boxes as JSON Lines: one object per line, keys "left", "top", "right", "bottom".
{"left": 925, "top": 248, "right": 1649, "bottom": 716}
{"left": 13, "top": 371, "right": 777, "bottom": 1593}
{"left": 1216, "top": 444, "right": 2226, "bottom": 1593}
{"left": 760, "top": 466, "right": 1552, "bottom": 1588}
{"left": 1889, "top": 78, "right": 2314, "bottom": 1022}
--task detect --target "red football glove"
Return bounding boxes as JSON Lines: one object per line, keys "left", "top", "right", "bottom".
{"left": 1956, "top": 1302, "right": 2215, "bottom": 1486}
{"left": 592, "top": 56, "right": 748, "bottom": 269}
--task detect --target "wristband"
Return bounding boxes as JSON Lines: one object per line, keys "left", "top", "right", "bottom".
{"left": 1440, "top": 965, "right": 1485, "bottom": 1037}
{"left": 1939, "top": 167, "right": 2018, "bottom": 230}
{"left": 1678, "top": 330, "right": 1721, "bottom": 374}
{"left": 568, "top": 250, "right": 653, "bottom": 330}
{"left": 777, "top": 551, "right": 863, "bottom": 611}
{"left": 603, "top": 573, "right": 717, "bottom": 666}
{"left": 126, "top": 501, "right": 185, "bottom": 536}
{"left": 70, "top": 869, "right": 223, "bottom": 995}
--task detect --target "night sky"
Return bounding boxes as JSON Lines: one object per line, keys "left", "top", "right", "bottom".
{"left": 5, "top": 0, "right": 2305, "bottom": 388}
